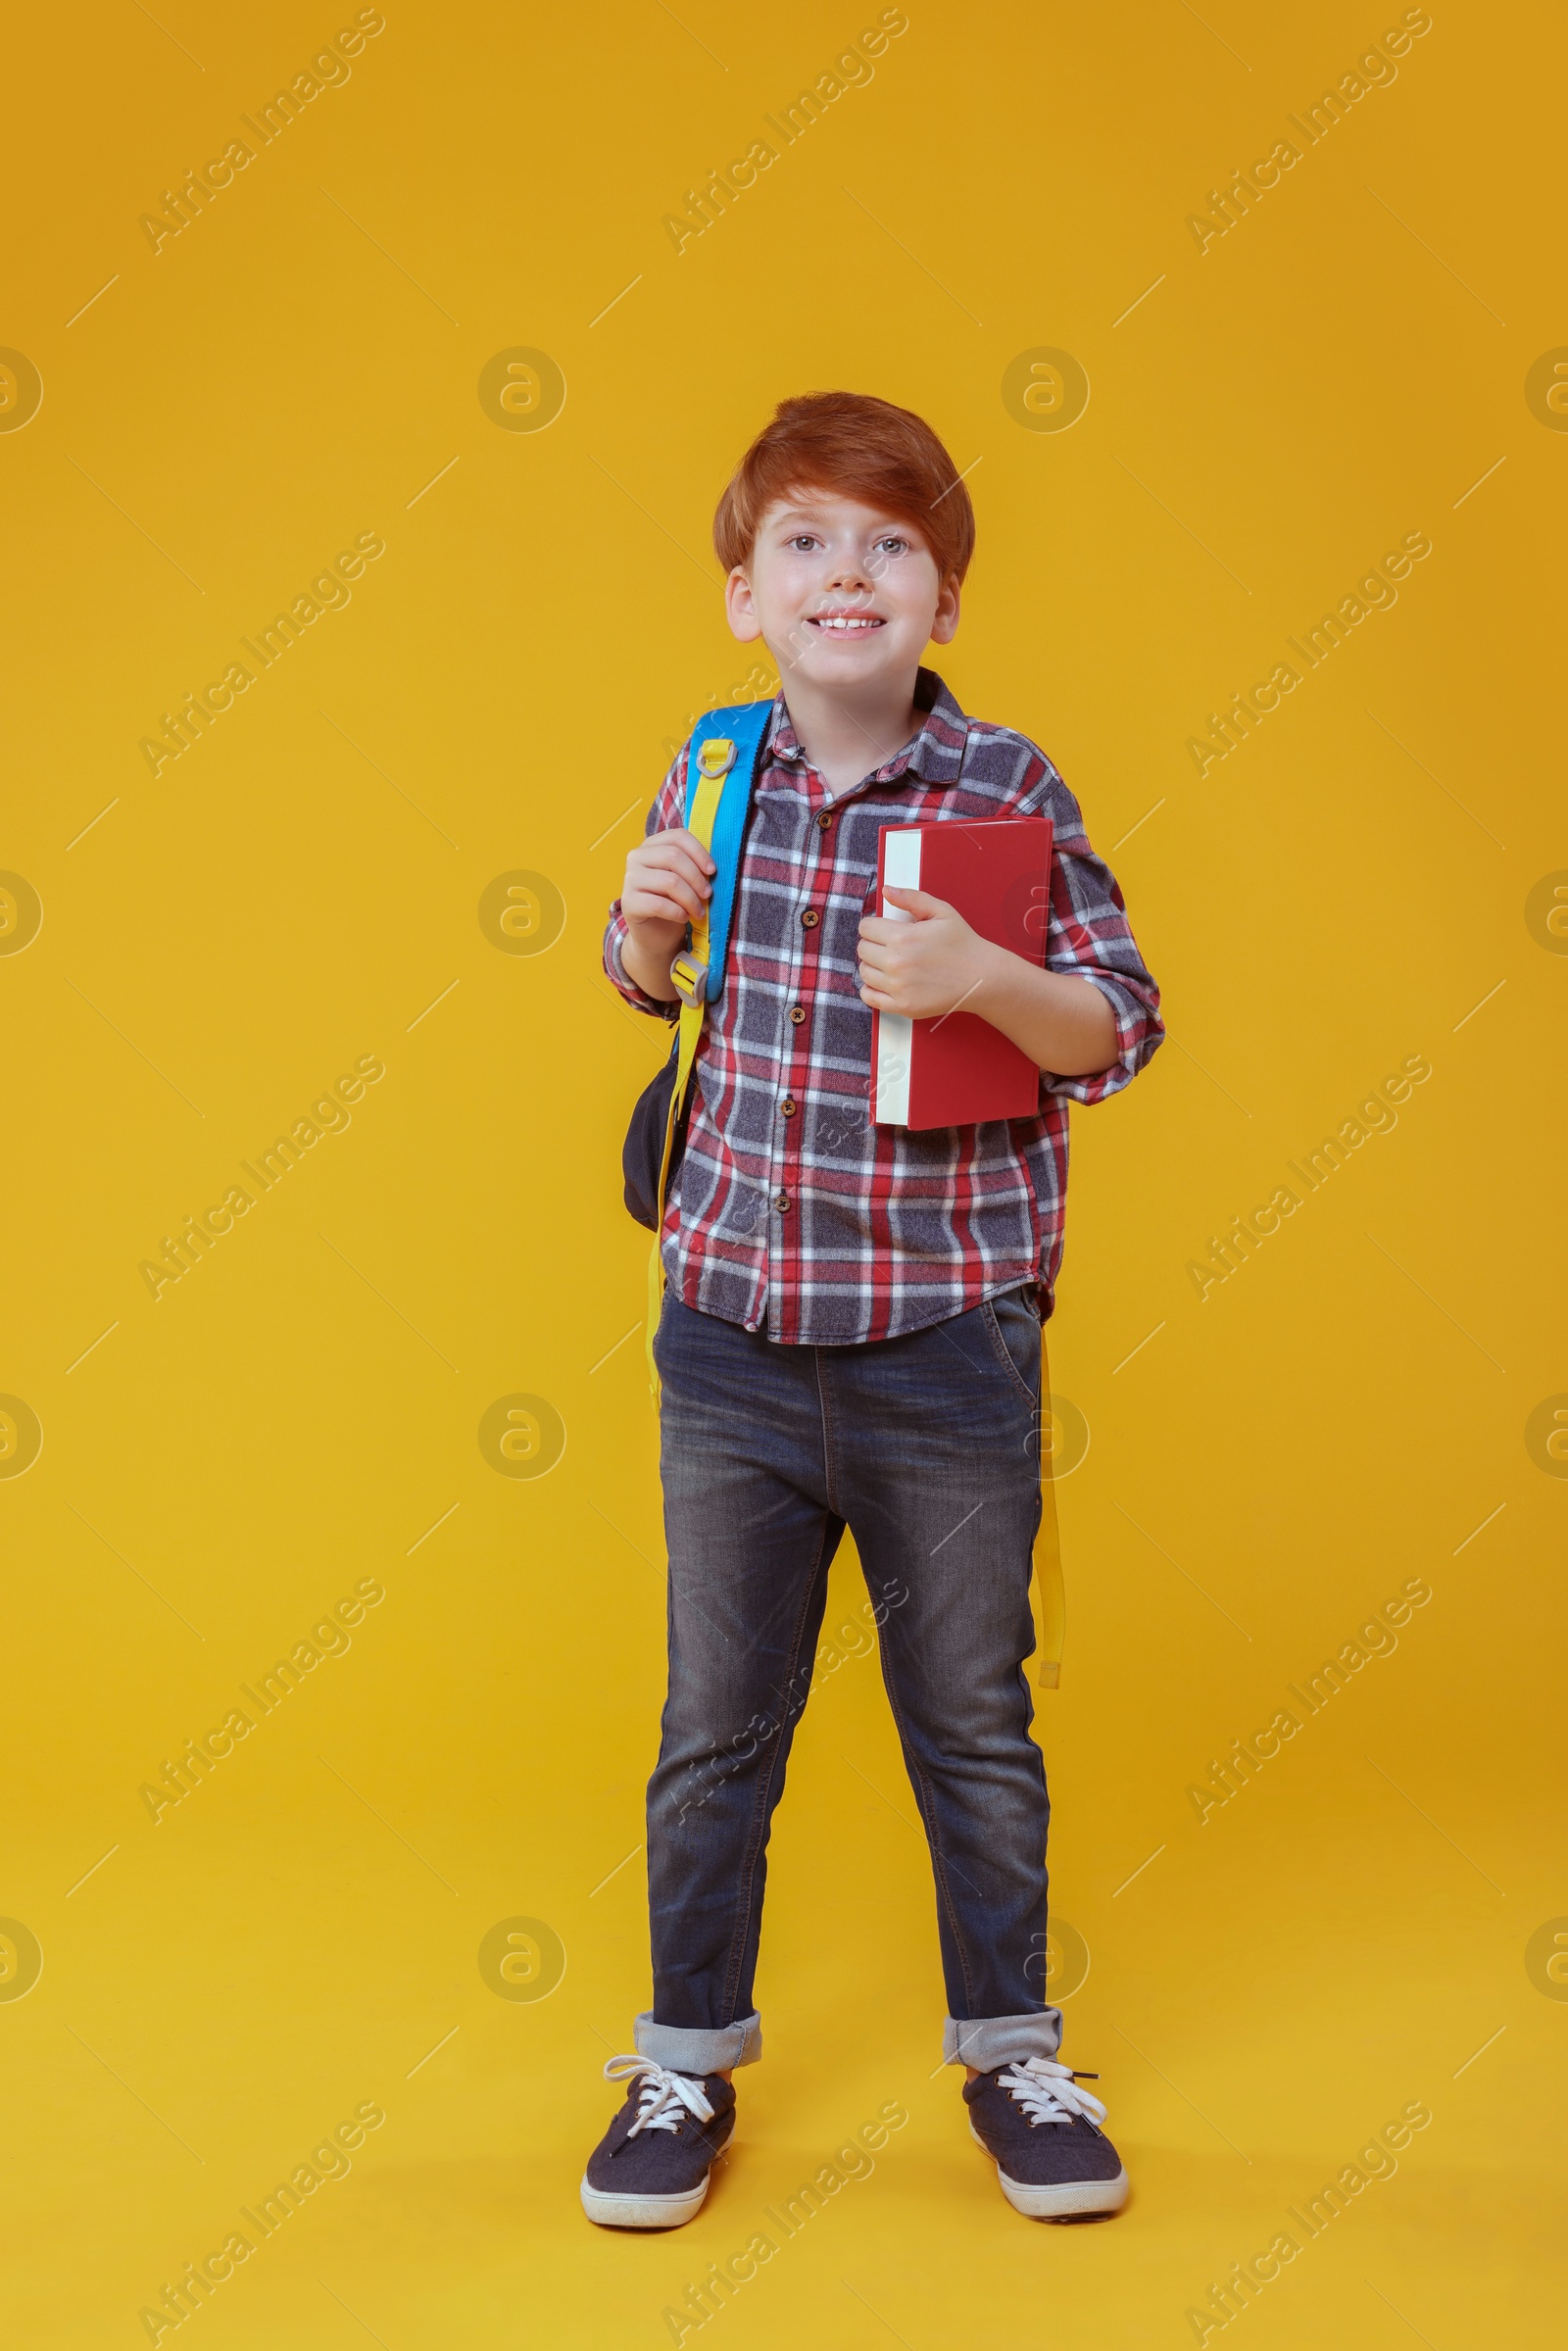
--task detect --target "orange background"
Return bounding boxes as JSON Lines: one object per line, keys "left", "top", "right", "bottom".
{"left": 2, "top": 1, "right": 1563, "bottom": 2343}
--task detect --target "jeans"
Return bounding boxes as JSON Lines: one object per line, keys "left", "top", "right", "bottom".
{"left": 634, "top": 1288, "right": 1062, "bottom": 2076}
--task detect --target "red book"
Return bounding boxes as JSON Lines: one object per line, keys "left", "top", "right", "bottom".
{"left": 871, "top": 815, "right": 1054, "bottom": 1129}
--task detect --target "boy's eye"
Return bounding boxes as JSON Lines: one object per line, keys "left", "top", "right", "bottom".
{"left": 788, "top": 534, "right": 820, "bottom": 552}
{"left": 874, "top": 536, "right": 907, "bottom": 555}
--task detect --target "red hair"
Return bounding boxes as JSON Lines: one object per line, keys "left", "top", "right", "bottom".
{"left": 713, "top": 391, "right": 975, "bottom": 583}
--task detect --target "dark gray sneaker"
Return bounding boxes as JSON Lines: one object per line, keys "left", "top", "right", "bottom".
{"left": 580, "top": 2056, "right": 736, "bottom": 2229}
{"left": 964, "top": 2058, "right": 1129, "bottom": 2219}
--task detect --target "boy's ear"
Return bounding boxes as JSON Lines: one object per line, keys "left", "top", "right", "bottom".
{"left": 929, "top": 574, "right": 961, "bottom": 646}
{"left": 725, "top": 564, "right": 763, "bottom": 643}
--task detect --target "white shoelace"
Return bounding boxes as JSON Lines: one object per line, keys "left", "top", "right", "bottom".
{"left": 996, "top": 2058, "right": 1108, "bottom": 2131}
{"left": 604, "top": 2055, "right": 715, "bottom": 2139}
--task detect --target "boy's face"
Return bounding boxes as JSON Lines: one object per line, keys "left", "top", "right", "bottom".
{"left": 725, "top": 491, "right": 959, "bottom": 692}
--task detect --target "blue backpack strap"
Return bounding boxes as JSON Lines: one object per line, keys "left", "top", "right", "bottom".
{"left": 681, "top": 699, "right": 772, "bottom": 1003}
{"left": 645, "top": 696, "right": 773, "bottom": 1400}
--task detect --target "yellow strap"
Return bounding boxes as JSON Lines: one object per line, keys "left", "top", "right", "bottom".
{"left": 1032, "top": 1329, "right": 1065, "bottom": 1688}
{"left": 645, "top": 756, "right": 729, "bottom": 1400}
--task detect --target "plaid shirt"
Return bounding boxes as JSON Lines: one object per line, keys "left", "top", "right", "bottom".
{"left": 605, "top": 670, "right": 1162, "bottom": 1345}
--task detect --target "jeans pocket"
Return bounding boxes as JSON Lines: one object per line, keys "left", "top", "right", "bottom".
{"left": 981, "top": 1290, "right": 1042, "bottom": 1408}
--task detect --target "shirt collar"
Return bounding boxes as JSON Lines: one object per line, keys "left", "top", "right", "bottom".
{"left": 767, "top": 667, "right": 971, "bottom": 791}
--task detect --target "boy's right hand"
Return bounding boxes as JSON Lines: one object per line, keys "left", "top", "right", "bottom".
{"left": 621, "top": 827, "right": 716, "bottom": 952}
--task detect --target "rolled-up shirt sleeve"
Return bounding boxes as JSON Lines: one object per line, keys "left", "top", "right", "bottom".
{"left": 603, "top": 748, "right": 687, "bottom": 1020}
{"left": 1025, "top": 752, "right": 1164, "bottom": 1104}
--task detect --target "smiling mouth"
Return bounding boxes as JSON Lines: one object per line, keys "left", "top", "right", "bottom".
{"left": 807, "top": 613, "right": 885, "bottom": 633}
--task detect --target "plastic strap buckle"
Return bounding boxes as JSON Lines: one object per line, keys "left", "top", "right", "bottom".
{"left": 695, "top": 737, "right": 737, "bottom": 780}
{"left": 669, "top": 950, "right": 709, "bottom": 1008}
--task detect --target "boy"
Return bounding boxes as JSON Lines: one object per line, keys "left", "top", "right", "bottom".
{"left": 586, "top": 392, "right": 1162, "bottom": 2229}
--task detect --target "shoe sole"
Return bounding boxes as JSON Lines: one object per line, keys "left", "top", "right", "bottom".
{"left": 969, "top": 2121, "right": 1130, "bottom": 2219}
{"left": 579, "top": 2174, "right": 711, "bottom": 2229}
{"left": 579, "top": 2119, "right": 733, "bottom": 2231}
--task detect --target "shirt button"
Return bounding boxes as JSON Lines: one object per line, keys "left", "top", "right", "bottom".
{"left": 773, "top": 1190, "right": 792, "bottom": 1213}
{"left": 780, "top": 1098, "right": 797, "bottom": 1117}
{"left": 801, "top": 907, "right": 820, "bottom": 929}
{"left": 789, "top": 1004, "right": 807, "bottom": 1025}
{"left": 816, "top": 810, "right": 833, "bottom": 831}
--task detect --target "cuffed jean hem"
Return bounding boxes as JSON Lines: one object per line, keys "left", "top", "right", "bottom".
{"left": 944, "top": 2010, "right": 1061, "bottom": 2070}
{"left": 634, "top": 2010, "right": 763, "bottom": 2073}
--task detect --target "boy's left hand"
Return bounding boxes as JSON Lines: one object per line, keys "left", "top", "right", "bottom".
{"left": 857, "top": 887, "right": 1001, "bottom": 1020}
